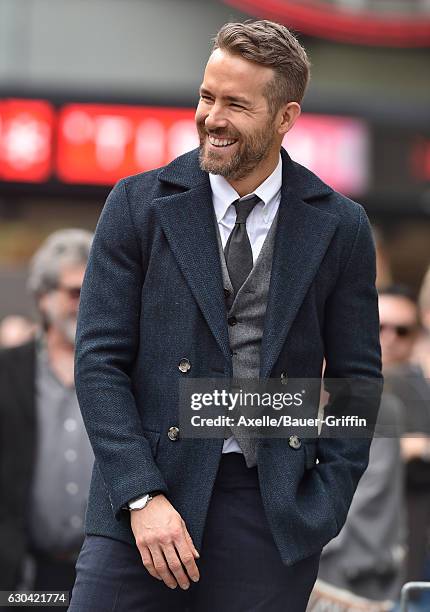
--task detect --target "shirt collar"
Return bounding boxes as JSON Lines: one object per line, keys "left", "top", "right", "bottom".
{"left": 210, "top": 154, "right": 282, "bottom": 223}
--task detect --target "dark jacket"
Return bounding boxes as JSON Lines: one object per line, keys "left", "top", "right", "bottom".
{"left": 75, "top": 147, "right": 382, "bottom": 566}
{"left": 0, "top": 341, "right": 36, "bottom": 588}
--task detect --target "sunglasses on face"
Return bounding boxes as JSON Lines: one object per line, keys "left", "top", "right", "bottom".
{"left": 379, "top": 323, "right": 416, "bottom": 338}
{"left": 57, "top": 285, "right": 81, "bottom": 299}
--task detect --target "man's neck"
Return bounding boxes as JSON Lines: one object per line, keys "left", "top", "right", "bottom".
{"left": 227, "top": 149, "right": 281, "bottom": 197}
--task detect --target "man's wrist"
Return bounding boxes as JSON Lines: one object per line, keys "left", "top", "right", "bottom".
{"left": 127, "top": 491, "right": 162, "bottom": 511}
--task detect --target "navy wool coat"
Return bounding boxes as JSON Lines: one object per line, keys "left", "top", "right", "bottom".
{"left": 75, "top": 147, "right": 382, "bottom": 566}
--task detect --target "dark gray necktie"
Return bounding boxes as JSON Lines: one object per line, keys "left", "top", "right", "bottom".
{"left": 224, "top": 195, "right": 260, "bottom": 296}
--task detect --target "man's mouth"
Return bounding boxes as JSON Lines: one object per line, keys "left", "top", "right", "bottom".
{"left": 207, "top": 135, "right": 238, "bottom": 148}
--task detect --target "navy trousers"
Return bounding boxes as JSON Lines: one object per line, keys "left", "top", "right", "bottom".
{"left": 69, "top": 453, "right": 321, "bottom": 611}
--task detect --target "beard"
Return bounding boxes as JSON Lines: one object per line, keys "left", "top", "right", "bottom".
{"left": 57, "top": 317, "right": 77, "bottom": 345}
{"left": 42, "top": 307, "right": 77, "bottom": 346}
{"left": 197, "top": 118, "right": 276, "bottom": 181}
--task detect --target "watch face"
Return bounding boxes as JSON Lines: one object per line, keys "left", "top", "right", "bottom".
{"left": 222, "top": 0, "right": 430, "bottom": 47}
{"left": 129, "top": 494, "right": 150, "bottom": 509}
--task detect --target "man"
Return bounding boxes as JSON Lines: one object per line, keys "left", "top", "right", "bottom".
{"left": 379, "top": 285, "right": 430, "bottom": 587}
{"left": 70, "top": 20, "right": 381, "bottom": 612}
{"left": 380, "top": 285, "right": 430, "bottom": 443}
{"left": 0, "top": 229, "right": 94, "bottom": 596}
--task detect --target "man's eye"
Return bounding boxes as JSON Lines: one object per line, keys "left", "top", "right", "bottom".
{"left": 231, "top": 103, "right": 244, "bottom": 109}
{"left": 201, "top": 95, "right": 213, "bottom": 102}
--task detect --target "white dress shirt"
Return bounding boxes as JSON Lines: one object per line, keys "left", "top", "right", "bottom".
{"left": 209, "top": 154, "right": 283, "bottom": 456}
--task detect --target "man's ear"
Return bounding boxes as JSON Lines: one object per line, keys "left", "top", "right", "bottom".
{"left": 277, "top": 102, "right": 301, "bottom": 137}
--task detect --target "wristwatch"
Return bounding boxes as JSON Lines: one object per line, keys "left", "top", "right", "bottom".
{"left": 127, "top": 491, "right": 162, "bottom": 511}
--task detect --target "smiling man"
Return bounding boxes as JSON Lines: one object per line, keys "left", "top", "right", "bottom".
{"left": 70, "top": 20, "right": 382, "bottom": 612}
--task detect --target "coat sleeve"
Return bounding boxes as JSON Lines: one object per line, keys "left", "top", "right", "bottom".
{"left": 75, "top": 179, "right": 168, "bottom": 519}
{"left": 317, "top": 203, "right": 383, "bottom": 531}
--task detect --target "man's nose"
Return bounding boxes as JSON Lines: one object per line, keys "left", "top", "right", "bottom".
{"left": 205, "top": 104, "right": 228, "bottom": 131}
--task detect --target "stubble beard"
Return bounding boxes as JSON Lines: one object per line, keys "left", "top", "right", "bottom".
{"left": 42, "top": 307, "right": 77, "bottom": 346}
{"left": 59, "top": 317, "right": 77, "bottom": 345}
{"left": 198, "top": 119, "right": 276, "bottom": 181}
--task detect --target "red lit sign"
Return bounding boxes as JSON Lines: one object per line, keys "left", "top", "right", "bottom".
{"left": 0, "top": 99, "right": 55, "bottom": 182}
{"left": 57, "top": 104, "right": 198, "bottom": 185}
{"left": 0, "top": 98, "right": 370, "bottom": 196}
{"left": 56, "top": 103, "right": 368, "bottom": 194}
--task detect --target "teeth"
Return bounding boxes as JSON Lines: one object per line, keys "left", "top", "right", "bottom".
{"left": 208, "top": 135, "right": 236, "bottom": 147}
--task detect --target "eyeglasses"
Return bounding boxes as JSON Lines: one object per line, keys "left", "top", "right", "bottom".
{"left": 57, "top": 285, "right": 81, "bottom": 299}
{"left": 379, "top": 323, "right": 416, "bottom": 338}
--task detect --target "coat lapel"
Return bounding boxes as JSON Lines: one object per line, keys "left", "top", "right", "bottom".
{"left": 156, "top": 157, "right": 231, "bottom": 364}
{"left": 260, "top": 152, "right": 339, "bottom": 377}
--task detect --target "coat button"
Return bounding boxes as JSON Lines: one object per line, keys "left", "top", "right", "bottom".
{"left": 228, "top": 316, "right": 237, "bottom": 326}
{"left": 178, "top": 358, "right": 191, "bottom": 373}
{"left": 288, "top": 435, "right": 301, "bottom": 450}
{"left": 168, "top": 426, "right": 180, "bottom": 441}
{"left": 280, "top": 371, "right": 288, "bottom": 385}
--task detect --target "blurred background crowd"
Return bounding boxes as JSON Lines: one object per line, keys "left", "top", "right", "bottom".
{"left": 0, "top": 1, "right": 429, "bottom": 610}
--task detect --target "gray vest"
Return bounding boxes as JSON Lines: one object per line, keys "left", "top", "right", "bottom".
{"left": 215, "top": 212, "right": 278, "bottom": 467}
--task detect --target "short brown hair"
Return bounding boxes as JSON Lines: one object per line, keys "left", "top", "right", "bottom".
{"left": 212, "top": 20, "right": 311, "bottom": 113}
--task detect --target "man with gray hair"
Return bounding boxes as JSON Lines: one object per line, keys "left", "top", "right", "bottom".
{"left": 0, "top": 229, "right": 94, "bottom": 600}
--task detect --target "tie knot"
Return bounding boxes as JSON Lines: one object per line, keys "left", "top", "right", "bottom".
{"left": 233, "top": 195, "right": 260, "bottom": 224}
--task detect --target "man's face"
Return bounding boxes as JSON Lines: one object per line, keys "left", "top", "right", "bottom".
{"left": 378, "top": 294, "right": 419, "bottom": 366}
{"left": 39, "top": 264, "right": 86, "bottom": 345}
{"left": 195, "top": 48, "right": 280, "bottom": 181}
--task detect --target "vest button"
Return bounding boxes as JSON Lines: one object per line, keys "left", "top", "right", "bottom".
{"left": 224, "top": 288, "right": 231, "bottom": 299}
{"left": 168, "top": 426, "right": 180, "bottom": 441}
{"left": 228, "top": 316, "right": 237, "bottom": 326}
{"left": 288, "top": 435, "right": 301, "bottom": 450}
{"left": 178, "top": 358, "right": 191, "bottom": 373}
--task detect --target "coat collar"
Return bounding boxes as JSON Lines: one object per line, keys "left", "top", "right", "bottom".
{"left": 155, "top": 147, "right": 338, "bottom": 375}
{"left": 157, "top": 147, "right": 334, "bottom": 201}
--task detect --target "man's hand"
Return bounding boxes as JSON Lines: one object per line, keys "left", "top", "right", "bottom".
{"left": 130, "top": 494, "right": 200, "bottom": 590}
